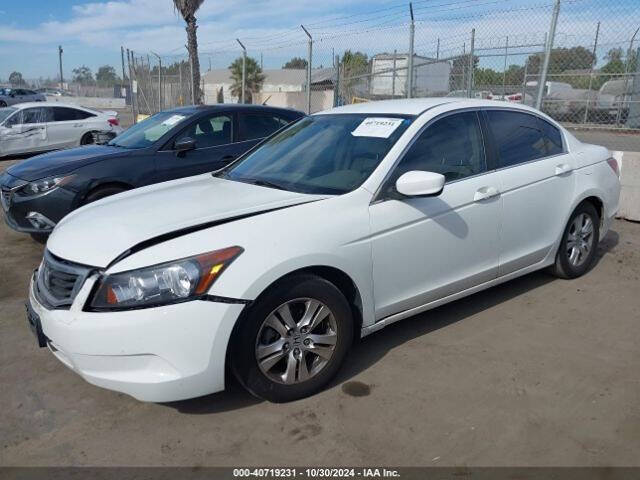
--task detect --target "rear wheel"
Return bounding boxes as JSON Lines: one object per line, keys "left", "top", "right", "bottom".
{"left": 231, "top": 274, "right": 353, "bottom": 402}
{"left": 0, "top": 100, "right": 6, "bottom": 107}
{"left": 550, "top": 202, "right": 600, "bottom": 279}
{"left": 80, "top": 132, "right": 95, "bottom": 145}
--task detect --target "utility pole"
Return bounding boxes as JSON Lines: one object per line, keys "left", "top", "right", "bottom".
{"left": 301, "top": 25, "right": 313, "bottom": 114}
{"left": 536, "top": 0, "right": 561, "bottom": 110}
{"left": 236, "top": 39, "right": 247, "bottom": 104}
{"left": 58, "top": 45, "right": 64, "bottom": 89}
{"left": 584, "top": 22, "right": 600, "bottom": 124}
{"left": 126, "top": 48, "right": 136, "bottom": 123}
{"left": 407, "top": 2, "right": 415, "bottom": 98}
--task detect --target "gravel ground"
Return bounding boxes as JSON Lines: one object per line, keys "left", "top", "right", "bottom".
{"left": 1, "top": 147, "right": 639, "bottom": 467}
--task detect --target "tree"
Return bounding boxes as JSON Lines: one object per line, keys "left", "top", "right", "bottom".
{"left": 283, "top": 57, "right": 308, "bottom": 69}
{"left": 339, "top": 51, "right": 369, "bottom": 100}
{"left": 9, "top": 71, "right": 25, "bottom": 86}
{"left": 450, "top": 54, "right": 479, "bottom": 91}
{"left": 173, "top": 0, "right": 205, "bottom": 104}
{"left": 229, "top": 56, "right": 265, "bottom": 103}
{"left": 525, "top": 46, "right": 595, "bottom": 75}
{"left": 96, "top": 65, "right": 119, "bottom": 86}
{"left": 72, "top": 65, "right": 94, "bottom": 85}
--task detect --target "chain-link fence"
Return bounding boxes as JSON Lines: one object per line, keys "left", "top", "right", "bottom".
{"left": 121, "top": 0, "right": 640, "bottom": 151}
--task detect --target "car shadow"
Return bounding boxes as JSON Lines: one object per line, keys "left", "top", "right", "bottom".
{"left": 164, "top": 229, "right": 619, "bottom": 414}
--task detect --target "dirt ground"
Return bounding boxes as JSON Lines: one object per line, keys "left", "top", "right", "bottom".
{"left": 1, "top": 156, "right": 639, "bottom": 467}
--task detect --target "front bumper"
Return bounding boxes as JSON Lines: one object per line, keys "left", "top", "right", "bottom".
{"left": 28, "top": 273, "right": 246, "bottom": 402}
{"left": 2, "top": 184, "right": 75, "bottom": 234}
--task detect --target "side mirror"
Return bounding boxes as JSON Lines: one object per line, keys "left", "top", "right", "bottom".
{"left": 174, "top": 136, "right": 196, "bottom": 154}
{"left": 395, "top": 170, "right": 445, "bottom": 197}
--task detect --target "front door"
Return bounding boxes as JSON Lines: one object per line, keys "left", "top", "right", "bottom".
{"left": 154, "top": 112, "right": 245, "bottom": 182}
{"left": 369, "top": 111, "right": 502, "bottom": 320}
{"left": 1, "top": 107, "right": 49, "bottom": 155}
{"left": 484, "top": 110, "right": 577, "bottom": 275}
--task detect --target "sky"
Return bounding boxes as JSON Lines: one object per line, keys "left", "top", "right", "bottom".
{"left": 1, "top": 0, "right": 639, "bottom": 82}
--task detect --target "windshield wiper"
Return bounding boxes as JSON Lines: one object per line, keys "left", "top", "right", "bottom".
{"left": 249, "top": 179, "right": 288, "bottom": 191}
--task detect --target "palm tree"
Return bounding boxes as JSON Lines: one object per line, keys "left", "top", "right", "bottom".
{"left": 229, "top": 56, "right": 265, "bottom": 104}
{"left": 173, "top": 0, "right": 204, "bottom": 104}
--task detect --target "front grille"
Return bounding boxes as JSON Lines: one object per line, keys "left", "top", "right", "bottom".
{"left": 0, "top": 188, "right": 11, "bottom": 211}
{"left": 35, "top": 251, "right": 93, "bottom": 309}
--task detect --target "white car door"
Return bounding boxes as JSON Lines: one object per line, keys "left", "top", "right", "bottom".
{"left": 1, "top": 107, "right": 49, "bottom": 155}
{"left": 369, "top": 110, "right": 502, "bottom": 320}
{"left": 46, "top": 106, "right": 93, "bottom": 149}
{"left": 484, "top": 109, "right": 576, "bottom": 275}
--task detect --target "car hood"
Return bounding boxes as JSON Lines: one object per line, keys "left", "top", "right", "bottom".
{"left": 48, "top": 174, "right": 326, "bottom": 268}
{"left": 6, "top": 145, "right": 130, "bottom": 181}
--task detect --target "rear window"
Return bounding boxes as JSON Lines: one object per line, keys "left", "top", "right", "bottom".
{"left": 538, "top": 118, "right": 564, "bottom": 156}
{"left": 53, "top": 107, "right": 95, "bottom": 121}
{"left": 487, "top": 110, "right": 547, "bottom": 167}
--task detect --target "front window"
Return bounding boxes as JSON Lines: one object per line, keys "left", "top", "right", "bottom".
{"left": 0, "top": 107, "right": 17, "bottom": 125}
{"left": 221, "top": 114, "right": 412, "bottom": 195}
{"left": 108, "top": 111, "right": 191, "bottom": 149}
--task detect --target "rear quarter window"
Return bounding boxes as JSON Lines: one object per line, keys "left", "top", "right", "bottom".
{"left": 487, "top": 110, "right": 547, "bottom": 168}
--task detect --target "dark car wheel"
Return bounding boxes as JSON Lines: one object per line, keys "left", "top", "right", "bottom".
{"left": 0, "top": 101, "right": 6, "bottom": 107}
{"left": 84, "top": 185, "right": 127, "bottom": 204}
{"left": 550, "top": 202, "right": 600, "bottom": 279}
{"left": 30, "top": 233, "right": 49, "bottom": 244}
{"left": 231, "top": 274, "right": 353, "bottom": 402}
{"left": 80, "top": 132, "right": 95, "bottom": 146}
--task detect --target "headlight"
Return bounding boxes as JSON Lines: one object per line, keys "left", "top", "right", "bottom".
{"left": 18, "top": 175, "right": 75, "bottom": 196}
{"left": 87, "top": 246, "right": 243, "bottom": 310}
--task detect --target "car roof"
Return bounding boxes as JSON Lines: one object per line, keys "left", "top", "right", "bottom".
{"left": 8, "top": 101, "right": 95, "bottom": 110}
{"left": 166, "top": 103, "right": 305, "bottom": 116}
{"left": 315, "top": 97, "right": 545, "bottom": 117}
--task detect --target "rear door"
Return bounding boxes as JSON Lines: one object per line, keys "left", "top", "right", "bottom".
{"left": 47, "top": 106, "right": 97, "bottom": 149}
{"left": 485, "top": 109, "right": 576, "bottom": 275}
{"left": 237, "top": 111, "right": 294, "bottom": 151}
{"left": 1, "top": 107, "right": 50, "bottom": 154}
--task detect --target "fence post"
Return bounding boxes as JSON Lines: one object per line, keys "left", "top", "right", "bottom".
{"left": 584, "top": 21, "right": 600, "bottom": 124}
{"left": 627, "top": 46, "right": 640, "bottom": 128}
{"left": 467, "top": 28, "right": 475, "bottom": 98}
{"left": 179, "top": 61, "right": 183, "bottom": 106}
{"left": 151, "top": 52, "right": 161, "bottom": 113}
{"left": 126, "top": 49, "right": 136, "bottom": 123}
{"left": 392, "top": 50, "right": 397, "bottom": 97}
{"left": 333, "top": 54, "right": 340, "bottom": 107}
{"left": 617, "top": 27, "right": 640, "bottom": 125}
{"left": 301, "top": 25, "right": 313, "bottom": 114}
{"left": 120, "top": 46, "right": 126, "bottom": 98}
{"left": 236, "top": 39, "right": 247, "bottom": 104}
{"left": 536, "top": 0, "right": 561, "bottom": 110}
{"left": 407, "top": 2, "right": 415, "bottom": 98}
{"left": 502, "top": 35, "right": 509, "bottom": 97}
{"left": 436, "top": 38, "right": 440, "bottom": 61}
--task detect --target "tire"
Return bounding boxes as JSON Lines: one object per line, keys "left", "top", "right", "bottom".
{"left": 30, "top": 233, "right": 49, "bottom": 244}
{"left": 0, "top": 101, "right": 6, "bottom": 107}
{"left": 231, "top": 274, "right": 354, "bottom": 402}
{"left": 84, "top": 185, "right": 127, "bottom": 204}
{"left": 549, "top": 202, "right": 600, "bottom": 279}
{"left": 80, "top": 132, "right": 95, "bottom": 146}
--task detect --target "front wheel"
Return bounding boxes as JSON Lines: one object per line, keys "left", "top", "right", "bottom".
{"left": 231, "top": 274, "right": 353, "bottom": 402}
{"left": 550, "top": 202, "right": 600, "bottom": 279}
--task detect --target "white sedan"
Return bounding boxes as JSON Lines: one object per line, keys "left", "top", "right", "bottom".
{"left": 0, "top": 102, "right": 122, "bottom": 157}
{"left": 27, "top": 98, "right": 620, "bottom": 403}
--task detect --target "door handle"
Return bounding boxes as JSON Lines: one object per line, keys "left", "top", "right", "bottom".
{"left": 555, "top": 163, "right": 573, "bottom": 175}
{"left": 474, "top": 186, "right": 500, "bottom": 202}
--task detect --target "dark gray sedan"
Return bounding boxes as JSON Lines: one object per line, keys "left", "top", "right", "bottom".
{"left": 0, "top": 88, "right": 46, "bottom": 107}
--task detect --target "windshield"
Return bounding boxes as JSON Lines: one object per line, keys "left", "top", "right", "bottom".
{"left": 0, "top": 107, "right": 17, "bottom": 124}
{"left": 221, "top": 114, "right": 412, "bottom": 195}
{"left": 108, "top": 111, "right": 191, "bottom": 149}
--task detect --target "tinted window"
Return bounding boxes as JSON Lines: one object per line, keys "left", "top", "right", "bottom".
{"left": 538, "top": 118, "right": 563, "bottom": 156}
{"left": 390, "top": 111, "right": 486, "bottom": 188}
{"left": 239, "top": 113, "right": 290, "bottom": 141}
{"left": 0, "top": 107, "right": 17, "bottom": 124}
{"left": 487, "top": 110, "right": 547, "bottom": 167}
{"left": 175, "top": 114, "right": 232, "bottom": 149}
{"left": 53, "top": 107, "right": 94, "bottom": 121}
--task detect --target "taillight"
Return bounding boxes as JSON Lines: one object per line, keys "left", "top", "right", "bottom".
{"left": 607, "top": 157, "right": 620, "bottom": 179}
{"left": 107, "top": 118, "right": 119, "bottom": 127}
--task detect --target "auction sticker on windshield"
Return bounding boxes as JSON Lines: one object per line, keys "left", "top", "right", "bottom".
{"left": 351, "top": 117, "right": 404, "bottom": 138}
{"left": 162, "top": 114, "right": 186, "bottom": 127}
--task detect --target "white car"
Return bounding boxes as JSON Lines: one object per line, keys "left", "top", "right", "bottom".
{"left": 0, "top": 102, "right": 122, "bottom": 157}
{"left": 27, "top": 99, "right": 620, "bottom": 403}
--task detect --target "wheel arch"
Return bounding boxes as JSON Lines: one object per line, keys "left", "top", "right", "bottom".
{"left": 80, "top": 181, "right": 133, "bottom": 205}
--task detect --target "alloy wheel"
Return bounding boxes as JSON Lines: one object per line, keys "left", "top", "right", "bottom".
{"left": 566, "top": 212, "right": 595, "bottom": 267}
{"left": 255, "top": 298, "right": 338, "bottom": 385}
